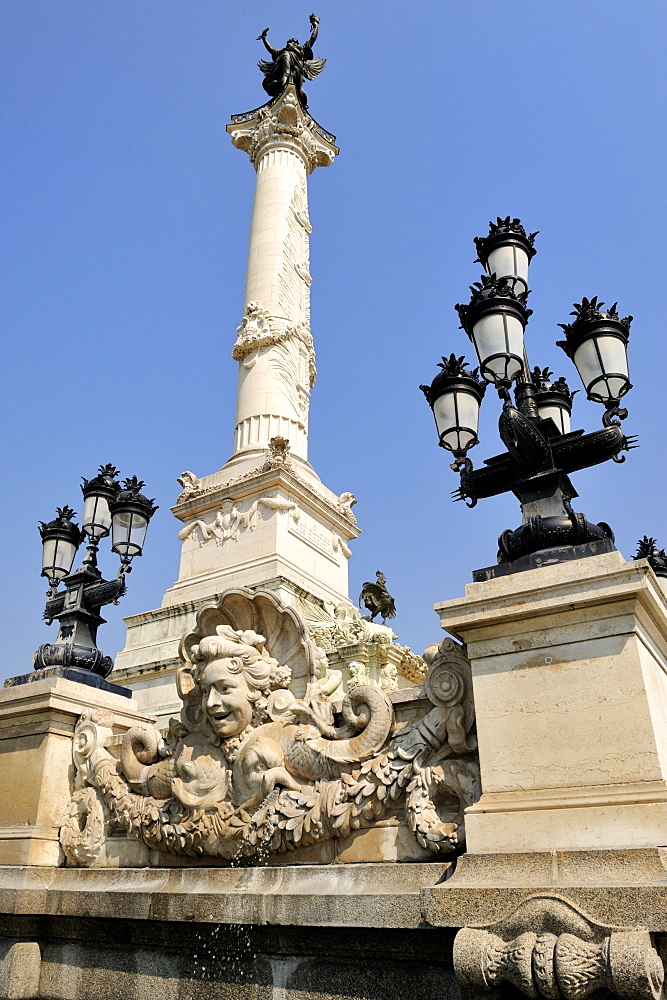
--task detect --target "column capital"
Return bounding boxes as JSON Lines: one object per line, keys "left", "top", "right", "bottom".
{"left": 227, "top": 86, "right": 338, "bottom": 174}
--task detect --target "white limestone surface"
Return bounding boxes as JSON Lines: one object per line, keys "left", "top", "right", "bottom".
{"left": 227, "top": 86, "right": 337, "bottom": 464}
{"left": 115, "top": 90, "right": 353, "bottom": 725}
{"left": 0, "top": 675, "right": 152, "bottom": 866}
{"left": 435, "top": 553, "right": 667, "bottom": 853}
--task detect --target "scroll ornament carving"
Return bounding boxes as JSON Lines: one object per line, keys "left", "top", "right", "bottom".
{"left": 232, "top": 302, "right": 316, "bottom": 389}
{"left": 60, "top": 785, "right": 107, "bottom": 866}
{"left": 229, "top": 89, "right": 336, "bottom": 173}
{"left": 453, "top": 896, "right": 664, "bottom": 1000}
{"left": 178, "top": 496, "right": 298, "bottom": 546}
{"left": 60, "top": 600, "right": 480, "bottom": 864}
{"left": 59, "top": 708, "right": 116, "bottom": 866}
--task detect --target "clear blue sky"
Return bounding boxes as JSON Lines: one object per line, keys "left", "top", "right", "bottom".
{"left": 2, "top": 1, "right": 666, "bottom": 681}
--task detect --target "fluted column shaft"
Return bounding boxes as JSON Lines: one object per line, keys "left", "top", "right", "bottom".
{"left": 227, "top": 87, "right": 338, "bottom": 463}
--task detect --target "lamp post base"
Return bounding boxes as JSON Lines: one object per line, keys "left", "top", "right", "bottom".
{"left": 32, "top": 642, "right": 114, "bottom": 678}
{"left": 7, "top": 663, "right": 131, "bottom": 698}
{"left": 472, "top": 536, "right": 616, "bottom": 582}
{"left": 497, "top": 509, "right": 614, "bottom": 564}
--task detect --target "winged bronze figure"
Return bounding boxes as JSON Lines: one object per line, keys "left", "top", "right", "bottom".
{"left": 257, "top": 13, "right": 326, "bottom": 109}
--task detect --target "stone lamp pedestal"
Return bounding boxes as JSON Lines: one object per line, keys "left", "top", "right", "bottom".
{"left": 435, "top": 550, "right": 667, "bottom": 854}
{"left": 0, "top": 672, "right": 152, "bottom": 866}
{"left": 419, "top": 551, "right": 667, "bottom": 1000}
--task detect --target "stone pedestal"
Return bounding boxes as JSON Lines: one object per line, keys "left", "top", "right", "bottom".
{"left": 114, "top": 461, "right": 360, "bottom": 725}
{"left": 0, "top": 673, "right": 152, "bottom": 866}
{"left": 435, "top": 551, "right": 667, "bottom": 854}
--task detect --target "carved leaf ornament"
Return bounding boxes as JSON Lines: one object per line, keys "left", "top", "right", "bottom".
{"left": 61, "top": 593, "right": 480, "bottom": 865}
{"left": 454, "top": 896, "right": 664, "bottom": 1000}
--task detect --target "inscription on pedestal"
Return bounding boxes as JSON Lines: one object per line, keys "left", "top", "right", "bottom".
{"left": 290, "top": 516, "right": 337, "bottom": 561}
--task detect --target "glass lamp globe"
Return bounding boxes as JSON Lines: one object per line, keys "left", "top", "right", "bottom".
{"left": 474, "top": 217, "right": 537, "bottom": 298}
{"left": 39, "top": 507, "right": 82, "bottom": 587}
{"left": 421, "top": 355, "right": 486, "bottom": 457}
{"left": 109, "top": 477, "right": 158, "bottom": 567}
{"left": 456, "top": 275, "right": 532, "bottom": 388}
{"left": 557, "top": 297, "right": 632, "bottom": 406}
{"left": 532, "top": 368, "right": 575, "bottom": 436}
{"left": 81, "top": 464, "right": 120, "bottom": 542}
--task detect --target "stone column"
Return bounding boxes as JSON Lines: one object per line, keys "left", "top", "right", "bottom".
{"left": 113, "top": 90, "right": 360, "bottom": 722}
{"left": 226, "top": 86, "right": 338, "bottom": 465}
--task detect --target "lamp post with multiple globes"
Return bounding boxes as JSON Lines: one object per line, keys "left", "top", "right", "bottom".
{"left": 34, "top": 464, "right": 158, "bottom": 677}
{"left": 421, "top": 218, "right": 637, "bottom": 580}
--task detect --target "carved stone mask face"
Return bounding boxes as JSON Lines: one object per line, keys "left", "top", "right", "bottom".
{"left": 200, "top": 660, "right": 253, "bottom": 739}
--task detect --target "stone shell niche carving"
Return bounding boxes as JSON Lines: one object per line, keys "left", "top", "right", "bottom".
{"left": 61, "top": 593, "right": 480, "bottom": 866}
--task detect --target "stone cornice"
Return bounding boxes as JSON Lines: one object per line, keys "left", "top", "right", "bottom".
{"left": 172, "top": 464, "right": 359, "bottom": 539}
{"left": 227, "top": 86, "right": 338, "bottom": 174}
{"left": 436, "top": 553, "right": 667, "bottom": 650}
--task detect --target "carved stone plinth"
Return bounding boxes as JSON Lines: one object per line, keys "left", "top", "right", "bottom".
{"left": 0, "top": 673, "right": 151, "bottom": 866}
{"left": 435, "top": 551, "right": 667, "bottom": 853}
{"left": 114, "top": 461, "right": 362, "bottom": 724}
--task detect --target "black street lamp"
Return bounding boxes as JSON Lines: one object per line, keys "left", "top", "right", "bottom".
{"left": 635, "top": 537, "right": 667, "bottom": 580}
{"left": 456, "top": 273, "right": 532, "bottom": 388}
{"left": 34, "top": 465, "right": 158, "bottom": 677}
{"left": 421, "top": 219, "right": 637, "bottom": 581}
{"left": 556, "top": 296, "right": 632, "bottom": 420}
{"left": 532, "top": 367, "right": 576, "bottom": 436}
{"left": 420, "top": 354, "right": 487, "bottom": 471}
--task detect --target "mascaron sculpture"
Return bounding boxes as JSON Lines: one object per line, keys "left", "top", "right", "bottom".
{"left": 62, "top": 589, "right": 480, "bottom": 864}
